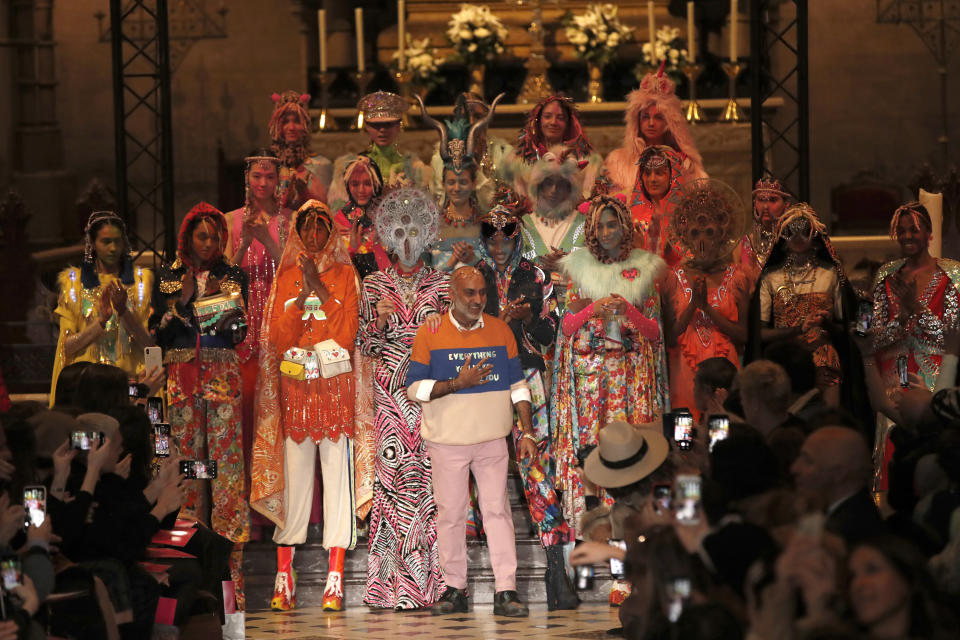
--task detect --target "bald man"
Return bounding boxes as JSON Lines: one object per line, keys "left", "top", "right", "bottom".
{"left": 791, "top": 426, "right": 884, "bottom": 544}
{"left": 406, "top": 266, "right": 536, "bottom": 617}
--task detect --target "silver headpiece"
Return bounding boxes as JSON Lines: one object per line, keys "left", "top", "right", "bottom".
{"left": 373, "top": 187, "right": 440, "bottom": 267}
{"left": 83, "top": 210, "right": 130, "bottom": 263}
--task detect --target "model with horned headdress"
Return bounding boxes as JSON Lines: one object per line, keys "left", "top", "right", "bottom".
{"left": 428, "top": 92, "right": 514, "bottom": 212}
{"left": 268, "top": 90, "right": 332, "bottom": 210}
{"left": 51, "top": 211, "right": 155, "bottom": 399}
{"left": 418, "top": 93, "right": 504, "bottom": 271}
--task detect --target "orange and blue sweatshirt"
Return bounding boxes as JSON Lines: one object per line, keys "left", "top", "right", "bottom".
{"left": 406, "top": 311, "right": 531, "bottom": 446}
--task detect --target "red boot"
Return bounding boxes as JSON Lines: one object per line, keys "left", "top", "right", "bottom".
{"left": 321, "top": 547, "right": 345, "bottom": 611}
{"left": 270, "top": 546, "right": 296, "bottom": 611}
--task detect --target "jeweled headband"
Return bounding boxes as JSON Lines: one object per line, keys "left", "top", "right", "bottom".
{"left": 639, "top": 146, "right": 669, "bottom": 171}
{"left": 752, "top": 178, "right": 790, "bottom": 198}
{"left": 479, "top": 206, "right": 521, "bottom": 239}
{"left": 83, "top": 210, "right": 129, "bottom": 263}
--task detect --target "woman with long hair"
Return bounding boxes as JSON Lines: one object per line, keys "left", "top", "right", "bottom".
{"left": 506, "top": 95, "right": 602, "bottom": 199}
{"left": 605, "top": 66, "right": 707, "bottom": 196}
{"left": 328, "top": 154, "right": 388, "bottom": 279}
{"left": 751, "top": 203, "right": 861, "bottom": 409}
{"left": 51, "top": 210, "right": 154, "bottom": 402}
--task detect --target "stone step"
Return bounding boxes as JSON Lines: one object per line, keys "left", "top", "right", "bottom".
{"left": 240, "top": 471, "right": 618, "bottom": 608}
{"left": 244, "top": 536, "right": 618, "bottom": 607}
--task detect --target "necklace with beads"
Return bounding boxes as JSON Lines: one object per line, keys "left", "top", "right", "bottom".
{"left": 392, "top": 264, "right": 426, "bottom": 309}
{"left": 443, "top": 202, "right": 475, "bottom": 228}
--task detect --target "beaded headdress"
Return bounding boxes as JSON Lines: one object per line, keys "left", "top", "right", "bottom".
{"left": 889, "top": 201, "right": 932, "bottom": 238}
{"left": 752, "top": 177, "right": 791, "bottom": 199}
{"left": 776, "top": 202, "right": 826, "bottom": 241}
{"left": 373, "top": 187, "right": 440, "bottom": 266}
{"left": 243, "top": 148, "right": 282, "bottom": 208}
{"left": 268, "top": 91, "right": 312, "bottom": 142}
{"left": 417, "top": 93, "right": 503, "bottom": 173}
{"left": 671, "top": 179, "right": 748, "bottom": 261}
{"left": 479, "top": 184, "right": 528, "bottom": 240}
{"left": 358, "top": 91, "right": 407, "bottom": 123}
{"left": 83, "top": 210, "right": 130, "bottom": 264}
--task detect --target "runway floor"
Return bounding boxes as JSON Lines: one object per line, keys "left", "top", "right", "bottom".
{"left": 244, "top": 602, "right": 621, "bottom": 639}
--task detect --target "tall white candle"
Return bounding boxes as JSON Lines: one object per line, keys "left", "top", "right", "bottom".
{"left": 648, "top": 1, "right": 656, "bottom": 63}
{"left": 398, "top": 0, "right": 406, "bottom": 71}
{"left": 318, "top": 9, "right": 327, "bottom": 73}
{"left": 355, "top": 7, "right": 365, "bottom": 72}
{"left": 687, "top": 2, "right": 696, "bottom": 62}
{"left": 729, "top": 0, "right": 738, "bottom": 62}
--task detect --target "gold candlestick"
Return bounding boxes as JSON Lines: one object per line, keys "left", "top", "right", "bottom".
{"left": 517, "top": 1, "right": 554, "bottom": 104}
{"left": 394, "top": 70, "right": 414, "bottom": 127}
{"left": 681, "top": 63, "right": 703, "bottom": 123}
{"left": 721, "top": 61, "right": 744, "bottom": 122}
{"left": 351, "top": 70, "right": 375, "bottom": 130}
{"left": 316, "top": 71, "right": 337, "bottom": 131}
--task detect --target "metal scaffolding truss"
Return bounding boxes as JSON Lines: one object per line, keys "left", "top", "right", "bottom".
{"left": 750, "top": 0, "right": 809, "bottom": 202}
{"left": 108, "top": 0, "right": 175, "bottom": 260}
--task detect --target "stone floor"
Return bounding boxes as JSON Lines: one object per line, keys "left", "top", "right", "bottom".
{"left": 244, "top": 603, "right": 621, "bottom": 639}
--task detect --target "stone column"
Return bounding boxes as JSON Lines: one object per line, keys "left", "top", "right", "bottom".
{"left": 10, "top": 0, "right": 76, "bottom": 244}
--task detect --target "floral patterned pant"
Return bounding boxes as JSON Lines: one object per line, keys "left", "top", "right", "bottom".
{"left": 511, "top": 369, "right": 572, "bottom": 548}
{"left": 167, "top": 356, "right": 250, "bottom": 608}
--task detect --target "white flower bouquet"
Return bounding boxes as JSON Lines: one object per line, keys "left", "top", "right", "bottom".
{"left": 636, "top": 25, "right": 689, "bottom": 81}
{"left": 563, "top": 3, "right": 633, "bottom": 66}
{"left": 392, "top": 34, "right": 441, "bottom": 92}
{"left": 446, "top": 3, "right": 507, "bottom": 65}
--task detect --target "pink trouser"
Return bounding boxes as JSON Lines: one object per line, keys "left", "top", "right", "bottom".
{"left": 425, "top": 437, "right": 517, "bottom": 592}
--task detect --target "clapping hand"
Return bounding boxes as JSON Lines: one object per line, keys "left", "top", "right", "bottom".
{"left": 889, "top": 274, "right": 920, "bottom": 317}
{"left": 108, "top": 281, "right": 128, "bottom": 315}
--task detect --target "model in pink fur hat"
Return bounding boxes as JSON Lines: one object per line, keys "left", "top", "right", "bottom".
{"left": 605, "top": 65, "right": 707, "bottom": 196}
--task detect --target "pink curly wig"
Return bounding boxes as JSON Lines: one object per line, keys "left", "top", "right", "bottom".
{"left": 606, "top": 70, "right": 705, "bottom": 193}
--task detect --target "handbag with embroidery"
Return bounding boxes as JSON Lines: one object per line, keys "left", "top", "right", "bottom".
{"left": 313, "top": 339, "right": 351, "bottom": 379}
{"left": 193, "top": 291, "right": 247, "bottom": 345}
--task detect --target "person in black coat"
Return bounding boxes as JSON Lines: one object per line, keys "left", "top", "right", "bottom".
{"left": 791, "top": 426, "right": 884, "bottom": 545}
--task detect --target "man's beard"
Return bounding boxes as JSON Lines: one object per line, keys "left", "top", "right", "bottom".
{"left": 272, "top": 139, "right": 309, "bottom": 168}
{"left": 535, "top": 195, "right": 574, "bottom": 220}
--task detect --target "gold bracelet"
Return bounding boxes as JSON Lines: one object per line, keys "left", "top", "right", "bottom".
{"left": 521, "top": 432, "right": 537, "bottom": 443}
{"left": 449, "top": 378, "right": 459, "bottom": 393}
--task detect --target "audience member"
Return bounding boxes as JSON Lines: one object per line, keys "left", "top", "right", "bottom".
{"left": 791, "top": 426, "right": 883, "bottom": 545}
{"left": 737, "top": 360, "right": 806, "bottom": 474}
